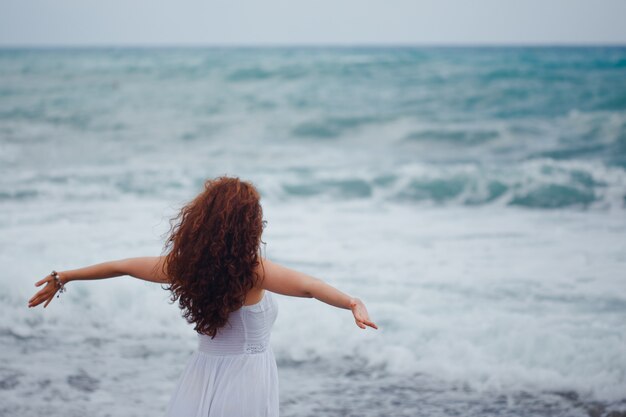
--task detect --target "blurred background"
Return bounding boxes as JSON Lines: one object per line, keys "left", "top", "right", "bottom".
{"left": 1, "top": 1, "right": 625, "bottom": 416}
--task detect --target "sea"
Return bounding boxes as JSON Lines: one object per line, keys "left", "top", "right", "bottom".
{"left": 0, "top": 46, "right": 625, "bottom": 417}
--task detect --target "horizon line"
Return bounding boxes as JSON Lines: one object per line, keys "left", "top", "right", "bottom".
{"left": 1, "top": 41, "right": 625, "bottom": 50}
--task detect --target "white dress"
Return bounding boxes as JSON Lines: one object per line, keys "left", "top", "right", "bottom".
{"left": 166, "top": 291, "right": 279, "bottom": 417}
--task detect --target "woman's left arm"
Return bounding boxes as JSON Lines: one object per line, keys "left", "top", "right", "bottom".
{"left": 259, "top": 258, "right": 378, "bottom": 330}
{"left": 28, "top": 256, "right": 169, "bottom": 309}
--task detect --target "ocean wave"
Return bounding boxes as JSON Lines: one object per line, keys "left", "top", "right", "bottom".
{"left": 280, "top": 160, "right": 626, "bottom": 209}
{"left": 405, "top": 129, "right": 500, "bottom": 144}
{"left": 291, "top": 115, "right": 393, "bottom": 139}
{"left": 1, "top": 159, "right": 624, "bottom": 210}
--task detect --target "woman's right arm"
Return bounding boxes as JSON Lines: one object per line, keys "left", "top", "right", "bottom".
{"left": 28, "top": 256, "right": 169, "bottom": 309}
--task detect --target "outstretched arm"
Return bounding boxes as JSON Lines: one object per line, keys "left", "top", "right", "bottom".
{"left": 28, "top": 256, "right": 169, "bottom": 309}
{"left": 259, "top": 258, "right": 378, "bottom": 330}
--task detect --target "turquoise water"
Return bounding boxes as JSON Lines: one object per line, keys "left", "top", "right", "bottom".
{"left": 1, "top": 47, "right": 626, "bottom": 209}
{"left": 1, "top": 47, "right": 625, "bottom": 416}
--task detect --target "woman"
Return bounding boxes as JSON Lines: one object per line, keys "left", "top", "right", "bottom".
{"left": 27, "top": 176, "right": 377, "bottom": 417}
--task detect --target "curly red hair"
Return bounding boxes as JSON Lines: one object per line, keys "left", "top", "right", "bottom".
{"left": 163, "top": 176, "right": 265, "bottom": 337}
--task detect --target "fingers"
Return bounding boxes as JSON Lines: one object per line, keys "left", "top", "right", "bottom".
{"left": 28, "top": 289, "right": 52, "bottom": 308}
{"left": 35, "top": 276, "right": 51, "bottom": 287}
{"left": 43, "top": 294, "right": 55, "bottom": 308}
{"left": 29, "top": 294, "right": 45, "bottom": 308}
{"left": 356, "top": 319, "right": 378, "bottom": 330}
{"left": 355, "top": 319, "right": 366, "bottom": 329}
{"left": 362, "top": 319, "right": 378, "bottom": 330}
{"left": 28, "top": 294, "right": 41, "bottom": 307}
{"left": 29, "top": 288, "right": 47, "bottom": 304}
{"left": 354, "top": 313, "right": 379, "bottom": 330}
{"left": 29, "top": 277, "right": 59, "bottom": 308}
{"left": 29, "top": 290, "right": 42, "bottom": 303}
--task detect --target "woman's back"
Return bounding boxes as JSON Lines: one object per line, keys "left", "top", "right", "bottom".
{"left": 167, "top": 290, "right": 280, "bottom": 417}
{"left": 198, "top": 290, "right": 278, "bottom": 356}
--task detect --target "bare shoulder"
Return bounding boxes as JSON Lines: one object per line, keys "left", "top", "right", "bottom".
{"left": 254, "top": 257, "right": 315, "bottom": 297}
{"left": 257, "top": 257, "right": 275, "bottom": 269}
{"left": 256, "top": 258, "right": 283, "bottom": 282}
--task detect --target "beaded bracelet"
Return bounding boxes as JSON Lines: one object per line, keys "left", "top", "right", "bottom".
{"left": 51, "top": 270, "right": 67, "bottom": 298}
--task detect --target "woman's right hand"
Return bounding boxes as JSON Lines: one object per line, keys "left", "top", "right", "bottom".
{"left": 28, "top": 273, "right": 64, "bottom": 309}
{"left": 349, "top": 298, "right": 378, "bottom": 330}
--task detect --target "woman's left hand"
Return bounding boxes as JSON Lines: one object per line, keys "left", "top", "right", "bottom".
{"left": 28, "top": 273, "right": 63, "bottom": 308}
{"left": 349, "top": 298, "right": 378, "bottom": 330}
